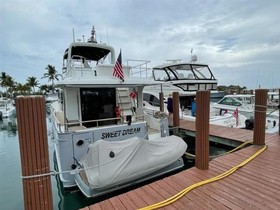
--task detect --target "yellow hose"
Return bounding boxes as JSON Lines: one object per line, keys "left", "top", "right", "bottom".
{"left": 138, "top": 144, "right": 267, "bottom": 210}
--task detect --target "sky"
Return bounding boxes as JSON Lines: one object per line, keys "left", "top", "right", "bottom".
{"left": 0, "top": 0, "right": 280, "bottom": 90}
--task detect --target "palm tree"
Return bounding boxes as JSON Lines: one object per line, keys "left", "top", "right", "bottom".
{"left": 39, "top": 84, "right": 52, "bottom": 94}
{"left": 0, "top": 72, "right": 8, "bottom": 96}
{"left": 15, "top": 83, "right": 31, "bottom": 95}
{"left": 42, "top": 65, "right": 60, "bottom": 88}
{"left": 26, "top": 76, "right": 39, "bottom": 93}
{"left": 0, "top": 72, "right": 15, "bottom": 98}
{"left": 5, "top": 76, "right": 15, "bottom": 97}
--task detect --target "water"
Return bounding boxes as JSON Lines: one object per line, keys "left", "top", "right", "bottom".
{"left": 0, "top": 113, "right": 231, "bottom": 210}
{"left": 0, "top": 115, "right": 188, "bottom": 210}
{"left": 0, "top": 115, "right": 97, "bottom": 210}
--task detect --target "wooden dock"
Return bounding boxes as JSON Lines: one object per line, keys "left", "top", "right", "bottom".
{"left": 81, "top": 121, "right": 280, "bottom": 210}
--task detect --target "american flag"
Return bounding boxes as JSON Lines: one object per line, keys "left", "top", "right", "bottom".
{"left": 233, "top": 107, "right": 238, "bottom": 126}
{"left": 113, "top": 50, "right": 124, "bottom": 82}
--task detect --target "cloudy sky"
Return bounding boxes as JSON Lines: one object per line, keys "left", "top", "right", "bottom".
{"left": 1, "top": 0, "right": 279, "bottom": 90}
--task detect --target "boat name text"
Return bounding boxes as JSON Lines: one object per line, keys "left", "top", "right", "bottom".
{"left": 101, "top": 127, "right": 141, "bottom": 139}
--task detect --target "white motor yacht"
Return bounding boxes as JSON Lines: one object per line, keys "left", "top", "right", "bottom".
{"left": 212, "top": 94, "right": 279, "bottom": 133}
{"left": 143, "top": 59, "right": 246, "bottom": 128}
{"left": 50, "top": 27, "right": 187, "bottom": 198}
{"left": 0, "top": 97, "right": 16, "bottom": 119}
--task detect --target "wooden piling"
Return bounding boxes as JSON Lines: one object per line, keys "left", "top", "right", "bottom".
{"left": 159, "top": 92, "right": 164, "bottom": 112}
{"left": 172, "top": 92, "right": 180, "bottom": 127}
{"left": 253, "top": 89, "right": 267, "bottom": 145}
{"left": 16, "top": 96, "right": 53, "bottom": 210}
{"left": 279, "top": 89, "right": 280, "bottom": 136}
{"left": 195, "top": 91, "right": 210, "bottom": 170}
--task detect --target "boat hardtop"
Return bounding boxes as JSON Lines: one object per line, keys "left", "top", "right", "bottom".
{"left": 151, "top": 59, "right": 217, "bottom": 92}
{"left": 63, "top": 42, "right": 115, "bottom": 62}
{"left": 153, "top": 61, "right": 209, "bottom": 69}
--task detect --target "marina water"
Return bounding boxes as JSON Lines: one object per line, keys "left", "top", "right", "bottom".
{"left": 0, "top": 112, "right": 229, "bottom": 210}
{"left": 0, "top": 115, "right": 96, "bottom": 210}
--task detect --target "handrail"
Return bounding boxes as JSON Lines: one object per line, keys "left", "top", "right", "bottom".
{"left": 126, "top": 59, "right": 152, "bottom": 78}
{"left": 53, "top": 111, "right": 146, "bottom": 130}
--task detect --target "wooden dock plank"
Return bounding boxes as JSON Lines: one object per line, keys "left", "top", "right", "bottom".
{"left": 140, "top": 185, "right": 177, "bottom": 210}
{"left": 82, "top": 122, "right": 280, "bottom": 210}
{"left": 125, "top": 190, "right": 149, "bottom": 209}
{"left": 185, "top": 169, "right": 254, "bottom": 210}
{"left": 107, "top": 196, "right": 127, "bottom": 210}
{"left": 153, "top": 178, "right": 199, "bottom": 210}
{"left": 149, "top": 181, "right": 187, "bottom": 210}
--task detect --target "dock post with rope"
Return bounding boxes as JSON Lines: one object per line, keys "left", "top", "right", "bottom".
{"left": 16, "top": 96, "right": 53, "bottom": 210}
{"left": 195, "top": 90, "right": 210, "bottom": 170}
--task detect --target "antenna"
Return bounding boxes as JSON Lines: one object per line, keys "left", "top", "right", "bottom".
{"left": 106, "top": 23, "right": 110, "bottom": 44}
{"left": 88, "top": 26, "right": 97, "bottom": 43}
{"left": 189, "top": 48, "right": 197, "bottom": 62}
{"left": 72, "top": 28, "right": 75, "bottom": 42}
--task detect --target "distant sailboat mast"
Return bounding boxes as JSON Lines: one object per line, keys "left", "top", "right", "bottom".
{"left": 190, "top": 48, "right": 197, "bottom": 63}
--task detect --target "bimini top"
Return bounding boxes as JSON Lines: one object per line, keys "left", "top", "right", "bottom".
{"left": 63, "top": 42, "right": 115, "bottom": 63}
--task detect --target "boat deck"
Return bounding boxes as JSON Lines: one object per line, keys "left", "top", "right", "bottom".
{"left": 81, "top": 121, "right": 280, "bottom": 210}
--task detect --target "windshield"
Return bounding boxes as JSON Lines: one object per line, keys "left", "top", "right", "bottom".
{"left": 153, "top": 64, "right": 214, "bottom": 81}
{"left": 192, "top": 65, "right": 212, "bottom": 79}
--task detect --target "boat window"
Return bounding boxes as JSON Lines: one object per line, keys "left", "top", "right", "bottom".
{"left": 80, "top": 88, "right": 116, "bottom": 127}
{"left": 153, "top": 69, "right": 169, "bottom": 81}
{"left": 169, "top": 64, "right": 193, "bottom": 79}
{"left": 143, "top": 93, "right": 160, "bottom": 107}
{"left": 153, "top": 64, "right": 215, "bottom": 81}
{"left": 234, "top": 97, "right": 254, "bottom": 104}
{"left": 166, "top": 69, "right": 177, "bottom": 80}
{"left": 192, "top": 65, "right": 213, "bottom": 79}
{"left": 219, "top": 98, "right": 241, "bottom": 106}
{"left": 174, "top": 70, "right": 193, "bottom": 79}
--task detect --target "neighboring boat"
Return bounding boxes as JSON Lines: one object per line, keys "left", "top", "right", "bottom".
{"left": 45, "top": 91, "right": 59, "bottom": 105}
{"left": 143, "top": 59, "right": 246, "bottom": 128}
{"left": 267, "top": 91, "right": 279, "bottom": 108}
{"left": 0, "top": 97, "right": 16, "bottom": 119}
{"left": 143, "top": 89, "right": 246, "bottom": 128}
{"left": 50, "top": 26, "right": 187, "bottom": 197}
{"left": 212, "top": 94, "right": 279, "bottom": 133}
{"left": 45, "top": 91, "right": 59, "bottom": 113}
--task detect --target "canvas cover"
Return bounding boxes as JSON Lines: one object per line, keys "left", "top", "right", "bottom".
{"left": 80, "top": 135, "right": 187, "bottom": 190}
